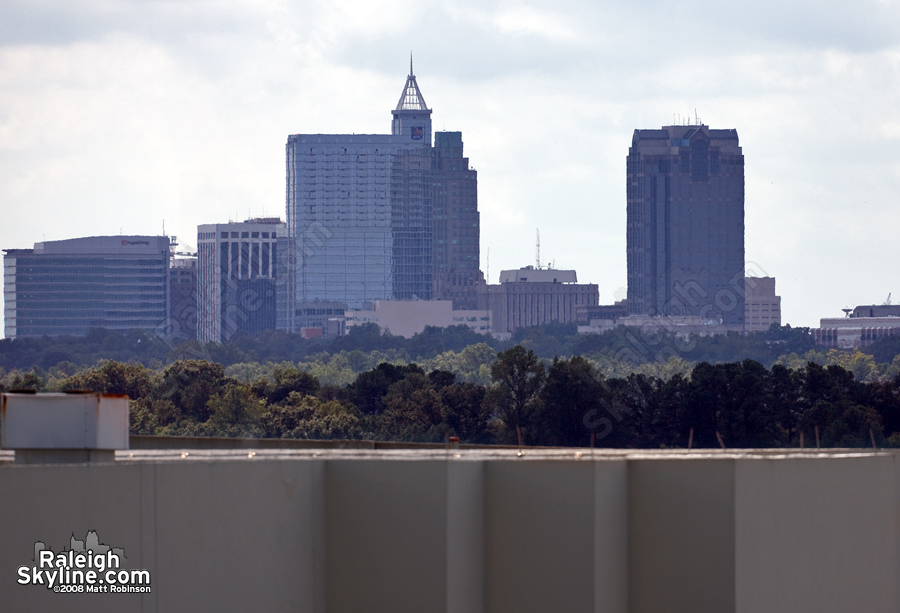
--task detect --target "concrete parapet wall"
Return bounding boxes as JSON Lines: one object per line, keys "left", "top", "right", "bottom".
{"left": 0, "top": 449, "right": 897, "bottom": 612}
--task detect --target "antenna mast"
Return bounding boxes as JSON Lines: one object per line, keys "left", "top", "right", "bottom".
{"left": 536, "top": 229, "right": 541, "bottom": 269}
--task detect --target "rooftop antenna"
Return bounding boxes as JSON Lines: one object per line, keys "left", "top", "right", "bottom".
{"left": 536, "top": 229, "right": 541, "bottom": 269}
{"left": 410, "top": 52, "right": 414, "bottom": 76}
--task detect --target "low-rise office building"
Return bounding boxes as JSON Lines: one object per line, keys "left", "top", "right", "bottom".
{"left": 3, "top": 235, "right": 170, "bottom": 338}
{"left": 578, "top": 314, "right": 740, "bottom": 337}
{"left": 813, "top": 305, "right": 900, "bottom": 348}
{"left": 575, "top": 300, "right": 628, "bottom": 325}
{"left": 744, "top": 276, "right": 781, "bottom": 333}
{"left": 343, "top": 299, "right": 491, "bottom": 338}
{"left": 486, "top": 266, "right": 599, "bottom": 335}
{"left": 577, "top": 276, "right": 778, "bottom": 337}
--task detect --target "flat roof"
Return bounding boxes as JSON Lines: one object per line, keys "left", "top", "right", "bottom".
{"left": 2, "top": 447, "right": 890, "bottom": 465}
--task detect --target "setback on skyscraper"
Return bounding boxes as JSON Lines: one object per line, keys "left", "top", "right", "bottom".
{"left": 283, "top": 64, "right": 485, "bottom": 332}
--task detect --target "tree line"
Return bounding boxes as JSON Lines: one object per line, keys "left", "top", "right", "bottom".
{"left": 0, "top": 322, "right": 823, "bottom": 375}
{"left": 1, "top": 348, "right": 898, "bottom": 449}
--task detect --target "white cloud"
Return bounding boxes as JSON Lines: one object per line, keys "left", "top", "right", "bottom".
{"left": 2, "top": 0, "right": 900, "bottom": 332}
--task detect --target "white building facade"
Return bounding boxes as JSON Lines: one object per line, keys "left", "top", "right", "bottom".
{"left": 197, "top": 219, "right": 285, "bottom": 343}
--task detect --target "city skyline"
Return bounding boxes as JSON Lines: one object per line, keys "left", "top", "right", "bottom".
{"left": 2, "top": 1, "right": 900, "bottom": 333}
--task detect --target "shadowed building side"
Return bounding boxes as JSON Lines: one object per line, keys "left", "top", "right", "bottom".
{"left": 627, "top": 124, "right": 745, "bottom": 329}
{"left": 432, "top": 131, "right": 485, "bottom": 310}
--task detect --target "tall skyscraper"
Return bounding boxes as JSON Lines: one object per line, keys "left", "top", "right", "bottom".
{"left": 3, "top": 236, "right": 170, "bottom": 338}
{"left": 432, "top": 131, "right": 484, "bottom": 310}
{"left": 626, "top": 124, "right": 745, "bottom": 327}
{"left": 284, "top": 62, "right": 483, "bottom": 331}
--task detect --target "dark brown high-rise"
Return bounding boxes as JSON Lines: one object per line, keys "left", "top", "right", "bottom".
{"left": 626, "top": 124, "right": 745, "bottom": 327}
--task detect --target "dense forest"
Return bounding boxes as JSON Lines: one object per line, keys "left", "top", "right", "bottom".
{"left": 0, "top": 320, "right": 869, "bottom": 373}
{"left": 1, "top": 324, "right": 899, "bottom": 448}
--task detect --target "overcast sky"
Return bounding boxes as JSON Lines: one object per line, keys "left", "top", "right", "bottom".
{"left": 2, "top": 0, "right": 900, "bottom": 332}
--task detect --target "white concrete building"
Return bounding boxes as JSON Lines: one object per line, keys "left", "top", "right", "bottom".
{"left": 486, "top": 266, "right": 599, "bottom": 335}
{"left": 344, "top": 300, "right": 490, "bottom": 338}
{"left": 197, "top": 219, "right": 285, "bottom": 342}
{"left": 813, "top": 315, "right": 900, "bottom": 348}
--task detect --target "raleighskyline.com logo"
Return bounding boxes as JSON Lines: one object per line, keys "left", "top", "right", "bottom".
{"left": 17, "top": 531, "right": 151, "bottom": 594}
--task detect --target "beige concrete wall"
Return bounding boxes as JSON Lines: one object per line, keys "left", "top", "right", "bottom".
{"left": 324, "top": 460, "right": 450, "bottom": 613}
{"left": 0, "top": 463, "right": 148, "bottom": 613}
{"left": 0, "top": 450, "right": 898, "bottom": 613}
{"left": 0, "top": 460, "right": 323, "bottom": 613}
{"left": 483, "top": 460, "right": 628, "bottom": 613}
{"left": 344, "top": 300, "right": 491, "bottom": 338}
{"left": 629, "top": 458, "right": 736, "bottom": 613}
{"left": 151, "top": 461, "right": 323, "bottom": 612}
{"left": 735, "top": 454, "right": 900, "bottom": 613}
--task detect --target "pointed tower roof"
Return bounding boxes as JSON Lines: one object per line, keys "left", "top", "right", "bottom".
{"left": 395, "top": 55, "right": 429, "bottom": 111}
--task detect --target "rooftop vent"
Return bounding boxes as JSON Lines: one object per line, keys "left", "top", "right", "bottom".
{"left": 1, "top": 392, "right": 129, "bottom": 464}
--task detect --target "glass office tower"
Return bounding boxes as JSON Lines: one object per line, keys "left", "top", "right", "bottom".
{"left": 3, "top": 236, "right": 170, "bottom": 338}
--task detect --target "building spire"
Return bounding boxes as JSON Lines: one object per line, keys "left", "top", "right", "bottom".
{"left": 395, "top": 57, "right": 428, "bottom": 111}
{"left": 391, "top": 57, "right": 432, "bottom": 143}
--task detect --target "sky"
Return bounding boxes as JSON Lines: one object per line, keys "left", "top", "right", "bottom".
{"left": 2, "top": 0, "right": 900, "bottom": 331}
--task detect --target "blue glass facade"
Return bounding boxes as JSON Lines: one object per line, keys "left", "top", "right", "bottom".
{"left": 3, "top": 236, "right": 170, "bottom": 338}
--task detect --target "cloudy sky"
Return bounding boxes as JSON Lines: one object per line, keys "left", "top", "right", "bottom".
{"left": 2, "top": 0, "right": 900, "bottom": 331}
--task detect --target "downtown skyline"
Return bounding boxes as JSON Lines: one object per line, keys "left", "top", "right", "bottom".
{"left": 2, "top": 1, "right": 900, "bottom": 332}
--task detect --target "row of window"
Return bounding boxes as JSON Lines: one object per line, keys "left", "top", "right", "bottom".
{"left": 15, "top": 266, "right": 166, "bottom": 277}
{"left": 215, "top": 231, "right": 278, "bottom": 239}
{"left": 14, "top": 278, "right": 166, "bottom": 287}
{"left": 13, "top": 258, "right": 165, "bottom": 266}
